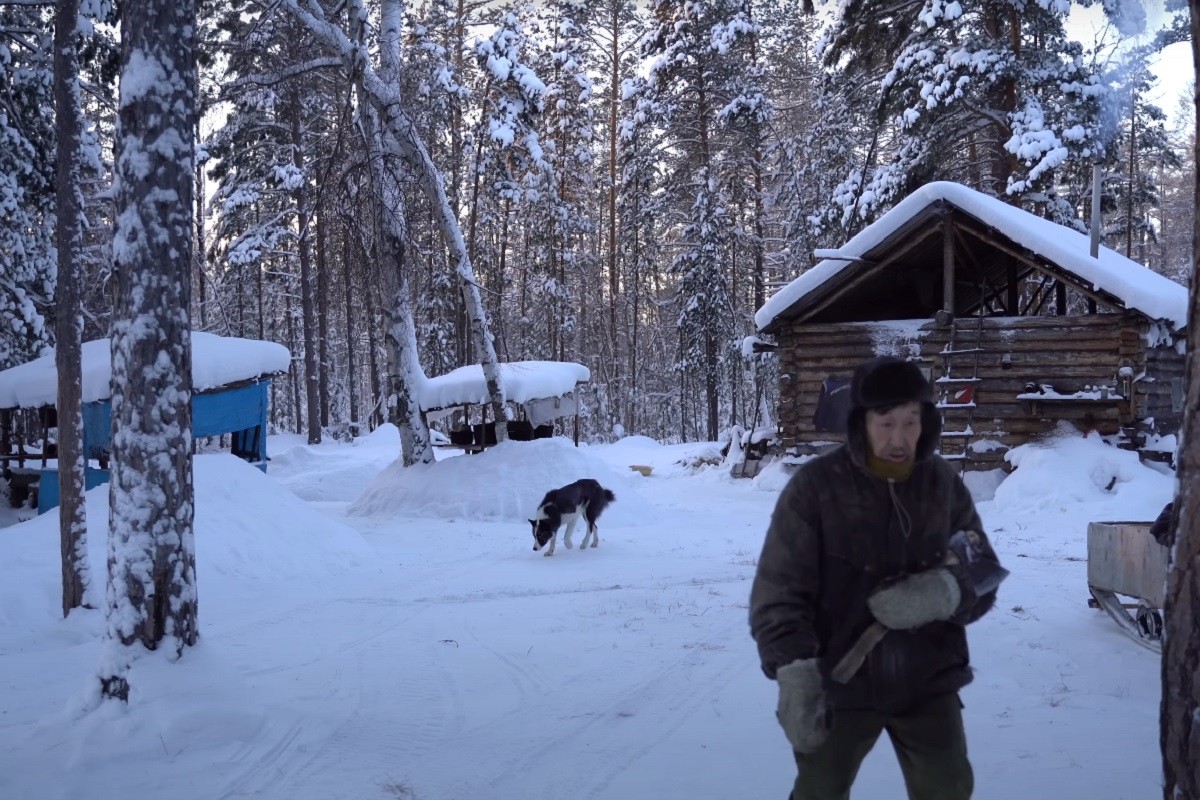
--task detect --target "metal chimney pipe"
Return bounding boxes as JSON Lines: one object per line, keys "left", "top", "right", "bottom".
{"left": 1089, "top": 163, "right": 1102, "bottom": 258}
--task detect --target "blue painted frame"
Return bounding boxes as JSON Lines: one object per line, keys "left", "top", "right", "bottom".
{"left": 37, "top": 379, "right": 271, "bottom": 514}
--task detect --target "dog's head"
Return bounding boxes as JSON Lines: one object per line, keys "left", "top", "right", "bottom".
{"left": 529, "top": 504, "right": 558, "bottom": 551}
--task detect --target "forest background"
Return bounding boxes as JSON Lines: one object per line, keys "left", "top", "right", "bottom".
{"left": 1, "top": 0, "right": 1194, "bottom": 448}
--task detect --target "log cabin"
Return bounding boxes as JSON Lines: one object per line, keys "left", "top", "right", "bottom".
{"left": 756, "top": 182, "right": 1188, "bottom": 472}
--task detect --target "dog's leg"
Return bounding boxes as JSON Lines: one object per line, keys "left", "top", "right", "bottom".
{"left": 543, "top": 529, "right": 557, "bottom": 557}
{"left": 588, "top": 523, "right": 600, "bottom": 548}
{"left": 563, "top": 518, "right": 578, "bottom": 549}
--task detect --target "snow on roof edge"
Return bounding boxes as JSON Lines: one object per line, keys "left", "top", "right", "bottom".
{"left": 0, "top": 333, "right": 292, "bottom": 410}
{"left": 756, "top": 182, "right": 1188, "bottom": 332}
{"left": 418, "top": 360, "right": 590, "bottom": 412}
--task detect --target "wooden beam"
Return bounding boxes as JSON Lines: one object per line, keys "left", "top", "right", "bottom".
{"left": 791, "top": 226, "right": 943, "bottom": 324}
{"left": 1056, "top": 281, "right": 1067, "bottom": 315}
{"left": 948, "top": 213, "right": 1125, "bottom": 313}
{"left": 1024, "top": 274, "right": 1053, "bottom": 316}
{"left": 943, "top": 215, "right": 956, "bottom": 314}
{"left": 1007, "top": 262, "right": 1019, "bottom": 314}
{"left": 978, "top": 232, "right": 1121, "bottom": 312}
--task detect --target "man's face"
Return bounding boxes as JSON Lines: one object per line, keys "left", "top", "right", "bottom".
{"left": 864, "top": 402, "right": 922, "bottom": 463}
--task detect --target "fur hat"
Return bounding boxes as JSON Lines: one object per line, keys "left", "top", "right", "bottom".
{"left": 850, "top": 356, "right": 934, "bottom": 412}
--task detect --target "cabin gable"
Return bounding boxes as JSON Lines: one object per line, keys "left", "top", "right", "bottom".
{"left": 762, "top": 185, "right": 1188, "bottom": 471}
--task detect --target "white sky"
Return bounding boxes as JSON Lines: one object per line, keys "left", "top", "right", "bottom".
{"left": 1067, "top": 1, "right": 1195, "bottom": 126}
{"left": 0, "top": 423, "right": 1173, "bottom": 799}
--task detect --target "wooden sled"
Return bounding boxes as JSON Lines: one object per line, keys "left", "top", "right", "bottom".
{"left": 1086, "top": 521, "right": 1167, "bottom": 653}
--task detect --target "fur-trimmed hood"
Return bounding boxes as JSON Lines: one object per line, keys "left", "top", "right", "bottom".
{"left": 845, "top": 356, "right": 941, "bottom": 466}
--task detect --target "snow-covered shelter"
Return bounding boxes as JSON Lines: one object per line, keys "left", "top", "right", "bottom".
{"left": 757, "top": 182, "right": 1188, "bottom": 471}
{"left": 420, "top": 361, "right": 590, "bottom": 449}
{"left": 0, "top": 332, "right": 290, "bottom": 512}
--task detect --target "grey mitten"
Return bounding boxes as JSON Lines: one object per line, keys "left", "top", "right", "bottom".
{"left": 775, "top": 657, "right": 829, "bottom": 754}
{"left": 867, "top": 568, "right": 962, "bottom": 629}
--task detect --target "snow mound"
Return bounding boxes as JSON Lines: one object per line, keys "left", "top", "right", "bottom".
{"left": 995, "top": 428, "right": 1172, "bottom": 523}
{"left": 357, "top": 422, "right": 401, "bottom": 449}
{"left": 189, "top": 455, "right": 373, "bottom": 584}
{"left": 604, "top": 434, "right": 663, "bottom": 452}
{"left": 347, "top": 437, "right": 656, "bottom": 523}
{"left": 0, "top": 454, "right": 372, "bottom": 641}
{"left": 268, "top": 443, "right": 324, "bottom": 472}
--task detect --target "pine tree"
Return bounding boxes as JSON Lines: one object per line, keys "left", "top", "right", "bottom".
{"left": 53, "top": 0, "right": 101, "bottom": 617}
{"left": 617, "top": 72, "right": 667, "bottom": 436}
{"left": 593, "top": 0, "right": 639, "bottom": 434}
{"left": 206, "top": 4, "right": 336, "bottom": 442}
{"left": 816, "top": 0, "right": 1138, "bottom": 231}
{"left": 0, "top": 4, "right": 56, "bottom": 369}
{"left": 639, "top": 0, "right": 753, "bottom": 439}
{"left": 99, "top": 0, "right": 199, "bottom": 702}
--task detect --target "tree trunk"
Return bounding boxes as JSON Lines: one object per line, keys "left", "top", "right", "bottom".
{"left": 608, "top": 0, "right": 619, "bottom": 352}
{"left": 1162, "top": 6, "right": 1200, "bottom": 794}
{"left": 285, "top": 288, "right": 302, "bottom": 432}
{"left": 195, "top": 153, "right": 207, "bottom": 330}
{"left": 291, "top": 98, "right": 322, "bottom": 445}
{"left": 101, "top": 0, "right": 198, "bottom": 702}
{"left": 365, "top": 264, "right": 384, "bottom": 429}
{"left": 357, "top": 0, "right": 433, "bottom": 466}
{"left": 316, "top": 209, "right": 331, "bottom": 429}
{"left": 343, "top": 230, "right": 358, "bottom": 427}
{"left": 54, "top": 0, "right": 90, "bottom": 617}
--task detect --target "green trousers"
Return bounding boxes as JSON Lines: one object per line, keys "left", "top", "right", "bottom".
{"left": 790, "top": 692, "right": 973, "bottom": 800}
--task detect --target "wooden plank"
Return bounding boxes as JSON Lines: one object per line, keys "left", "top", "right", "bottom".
{"left": 944, "top": 215, "right": 956, "bottom": 313}
{"left": 1087, "top": 521, "right": 1168, "bottom": 607}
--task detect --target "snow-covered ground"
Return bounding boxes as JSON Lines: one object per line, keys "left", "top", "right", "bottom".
{"left": 0, "top": 425, "right": 1172, "bottom": 800}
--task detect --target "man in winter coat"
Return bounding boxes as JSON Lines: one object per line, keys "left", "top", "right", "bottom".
{"left": 750, "top": 355, "right": 1002, "bottom": 800}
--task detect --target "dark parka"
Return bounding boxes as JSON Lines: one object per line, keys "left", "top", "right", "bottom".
{"left": 749, "top": 358, "right": 1001, "bottom": 715}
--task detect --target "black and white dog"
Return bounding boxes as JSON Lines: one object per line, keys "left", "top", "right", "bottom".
{"left": 529, "top": 478, "right": 616, "bottom": 557}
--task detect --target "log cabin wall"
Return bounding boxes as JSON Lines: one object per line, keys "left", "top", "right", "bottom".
{"left": 1139, "top": 332, "right": 1186, "bottom": 445}
{"left": 776, "top": 313, "right": 1174, "bottom": 471}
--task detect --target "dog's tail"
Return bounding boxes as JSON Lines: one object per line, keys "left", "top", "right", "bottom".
{"left": 604, "top": 489, "right": 616, "bottom": 503}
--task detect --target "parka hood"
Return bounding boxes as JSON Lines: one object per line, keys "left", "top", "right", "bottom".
{"left": 845, "top": 356, "right": 941, "bottom": 465}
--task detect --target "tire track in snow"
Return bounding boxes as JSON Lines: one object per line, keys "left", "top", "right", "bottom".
{"left": 263, "top": 641, "right": 467, "bottom": 800}
{"left": 216, "top": 719, "right": 307, "bottom": 800}
{"left": 447, "top": 603, "right": 747, "bottom": 800}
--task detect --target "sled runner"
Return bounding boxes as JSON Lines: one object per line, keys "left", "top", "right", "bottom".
{"left": 1086, "top": 521, "right": 1168, "bottom": 653}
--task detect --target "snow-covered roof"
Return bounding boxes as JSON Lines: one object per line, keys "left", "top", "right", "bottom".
{"left": 0, "top": 332, "right": 292, "bottom": 410}
{"left": 757, "top": 181, "right": 1189, "bottom": 331}
{"left": 419, "top": 360, "right": 590, "bottom": 412}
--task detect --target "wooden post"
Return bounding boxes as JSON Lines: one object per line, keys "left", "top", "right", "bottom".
{"left": 1007, "top": 263, "right": 1018, "bottom": 315}
{"left": 943, "top": 216, "right": 956, "bottom": 315}
{"left": 1056, "top": 281, "right": 1067, "bottom": 315}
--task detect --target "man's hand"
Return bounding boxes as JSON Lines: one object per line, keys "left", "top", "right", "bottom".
{"left": 775, "top": 657, "right": 829, "bottom": 753}
{"left": 867, "top": 568, "right": 961, "bottom": 629}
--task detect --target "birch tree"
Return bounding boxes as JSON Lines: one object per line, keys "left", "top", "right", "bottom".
{"left": 283, "top": 0, "right": 507, "bottom": 439}
{"left": 99, "top": 0, "right": 198, "bottom": 702}
{"left": 363, "top": 0, "right": 434, "bottom": 465}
